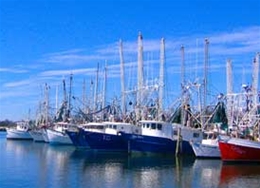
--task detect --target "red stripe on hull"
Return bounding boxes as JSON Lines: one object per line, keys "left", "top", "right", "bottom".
{"left": 219, "top": 141, "right": 260, "bottom": 162}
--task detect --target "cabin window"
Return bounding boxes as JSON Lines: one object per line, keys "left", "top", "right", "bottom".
{"left": 209, "top": 133, "right": 217, "bottom": 139}
{"left": 142, "top": 124, "right": 145, "bottom": 128}
{"left": 157, "top": 124, "right": 162, "bottom": 130}
{"left": 97, "top": 125, "right": 104, "bottom": 129}
{"left": 193, "top": 132, "right": 200, "bottom": 138}
{"left": 151, "top": 123, "right": 156, "bottom": 129}
{"left": 146, "top": 124, "right": 150, "bottom": 128}
{"left": 113, "top": 125, "right": 117, "bottom": 129}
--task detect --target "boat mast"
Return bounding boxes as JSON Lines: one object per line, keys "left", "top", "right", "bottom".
{"left": 252, "top": 53, "right": 259, "bottom": 112}
{"left": 94, "top": 63, "right": 99, "bottom": 111}
{"left": 226, "top": 59, "right": 233, "bottom": 129}
{"left": 82, "top": 79, "right": 87, "bottom": 113}
{"left": 158, "top": 38, "right": 165, "bottom": 120}
{"left": 119, "top": 39, "right": 126, "bottom": 119}
{"left": 44, "top": 83, "right": 50, "bottom": 124}
{"left": 55, "top": 85, "right": 59, "bottom": 115}
{"left": 180, "top": 45, "right": 186, "bottom": 126}
{"left": 255, "top": 53, "right": 260, "bottom": 140}
{"left": 68, "top": 73, "right": 73, "bottom": 118}
{"left": 203, "top": 38, "right": 209, "bottom": 110}
{"left": 137, "top": 32, "right": 144, "bottom": 121}
{"left": 62, "top": 78, "right": 67, "bottom": 105}
{"left": 102, "top": 62, "right": 107, "bottom": 120}
{"left": 181, "top": 45, "right": 185, "bottom": 89}
{"left": 202, "top": 38, "right": 209, "bottom": 128}
{"left": 62, "top": 78, "right": 68, "bottom": 121}
{"left": 252, "top": 53, "right": 259, "bottom": 136}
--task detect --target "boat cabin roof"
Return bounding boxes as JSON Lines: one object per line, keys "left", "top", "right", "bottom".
{"left": 103, "top": 121, "right": 132, "bottom": 126}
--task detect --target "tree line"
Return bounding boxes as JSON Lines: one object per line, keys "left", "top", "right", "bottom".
{"left": 0, "top": 120, "right": 16, "bottom": 127}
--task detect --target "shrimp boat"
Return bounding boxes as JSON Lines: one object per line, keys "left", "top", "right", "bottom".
{"left": 120, "top": 120, "right": 179, "bottom": 155}
{"left": 30, "top": 83, "right": 52, "bottom": 142}
{"left": 190, "top": 131, "right": 220, "bottom": 158}
{"left": 29, "top": 129, "right": 45, "bottom": 142}
{"left": 29, "top": 124, "right": 51, "bottom": 142}
{"left": 46, "top": 122, "right": 76, "bottom": 145}
{"left": 218, "top": 137, "right": 260, "bottom": 162}
{"left": 190, "top": 99, "right": 229, "bottom": 158}
{"left": 75, "top": 121, "right": 140, "bottom": 152}
{"left": 218, "top": 53, "right": 260, "bottom": 162}
{"left": 6, "top": 121, "right": 33, "bottom": 140}
{"left": 66, "top": 122, "right": 106, "bottom": 149}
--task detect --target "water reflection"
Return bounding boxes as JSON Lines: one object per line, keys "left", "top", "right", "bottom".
{"left": 219, "top": 163, "right": 260, "bottom": 187}
{"left": 191, "top": 159, "right": 222, "bottom": 188}
{"left": 70, "top": 149, "right": 196, "bottom": 188}
{"left": 2, "top": 135, "right": 260, "bottom": 188}
{"left": 3, "top": 140, "right": 76, "bottom": 188}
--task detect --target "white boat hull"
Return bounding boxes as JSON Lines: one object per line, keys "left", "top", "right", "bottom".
{"left": 41, "top": 129, "right": 49, "bottom": 142}
{"left": 46, "top": 129, "right": 72, "bottom": 145}
{"left": 29, "top": 130, "right": 45, "bottom": 142}
{"left": 6, "top": 128, "right": 32, "bottom": 140}
{"left": 191, "top": 141, "right": 220, "bottom": 158}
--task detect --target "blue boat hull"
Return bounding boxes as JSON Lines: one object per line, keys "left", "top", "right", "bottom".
{"left": 79, "top": 130, "right": 127, "bottom": 152}
{"left": 180, "top": 140, "right": 195, "bottom": 155}
{"left": 121, "top": 132, "right": 194, "bottom": 155}
{"left": 66, "top": 129, "right": 90, "bottom": 148}
{"left": 121, "top": 132, "right": 176, "bottom": 155}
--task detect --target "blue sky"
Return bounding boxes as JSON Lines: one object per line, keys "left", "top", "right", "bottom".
{"left": 0, "top": 0, "right": 259, "bottom": 121}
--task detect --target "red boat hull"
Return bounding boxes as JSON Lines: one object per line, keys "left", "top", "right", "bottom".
{"left": 219, "top": 139, "right": 260, "bottom": 162}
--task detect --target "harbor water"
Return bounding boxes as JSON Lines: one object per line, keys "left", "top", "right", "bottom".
{"left": 1, "top": 132, "right": 260, "bottom": 188}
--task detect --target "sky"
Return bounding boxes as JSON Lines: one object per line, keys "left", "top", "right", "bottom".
{"left": 0, "top": 0, "right": 259, "bottom": 121}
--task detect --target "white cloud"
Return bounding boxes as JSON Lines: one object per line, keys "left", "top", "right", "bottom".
{"left": 35, "top": 26, "right": 259, "bottom": 76}
{"left": 39, "top": 68, "right": 96, "bottom": 77}
{"left": 0, "top": 68, "right": 28, "bottom": 73}
{"left": 4, "top": 79, "right": 33, "bottom": 87}
{"left": 1, "top": 26, "right": 259, "bottom": 119}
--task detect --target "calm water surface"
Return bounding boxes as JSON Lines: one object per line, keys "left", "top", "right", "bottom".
{"left": 1, "top": 132, "right": 260, "bottom": 188}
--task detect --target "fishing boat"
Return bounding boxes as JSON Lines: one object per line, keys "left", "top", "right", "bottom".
{"left": 218, "top": 137, "right": 260, "bottom": 162}
{"left": 46, "top": 122, "right": 76, "bottom": 145}
{"left": 120, "top": 120, "right": 179, "bottom": 155}
{"left": 190, "top": 131, "right": 220, "bottom": 158}
{"left": 66, "top": 122, "right": 106, "bottom": 148}
{"left": 76, "top": 121, "right": 140, "bottom": 152}
{"left": 218, "top": 53, "right": 260, "bottom": 162}
{"left": 6, "top": 121, "right": 33, "bottom": 140}
{"left": 29, "top": 124, "right": 52, "bottom": 142}
{"left": 41, "top": 127, "right": 50, "bottom": 142}
{"left": 30, "top": 83, "right": 52, "bottom": 142}
{"left": 190, "top": 99, "right": 228, "bottom": 158}
{"left": 29, "top": 128, "right": 45, "bottom": 142}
